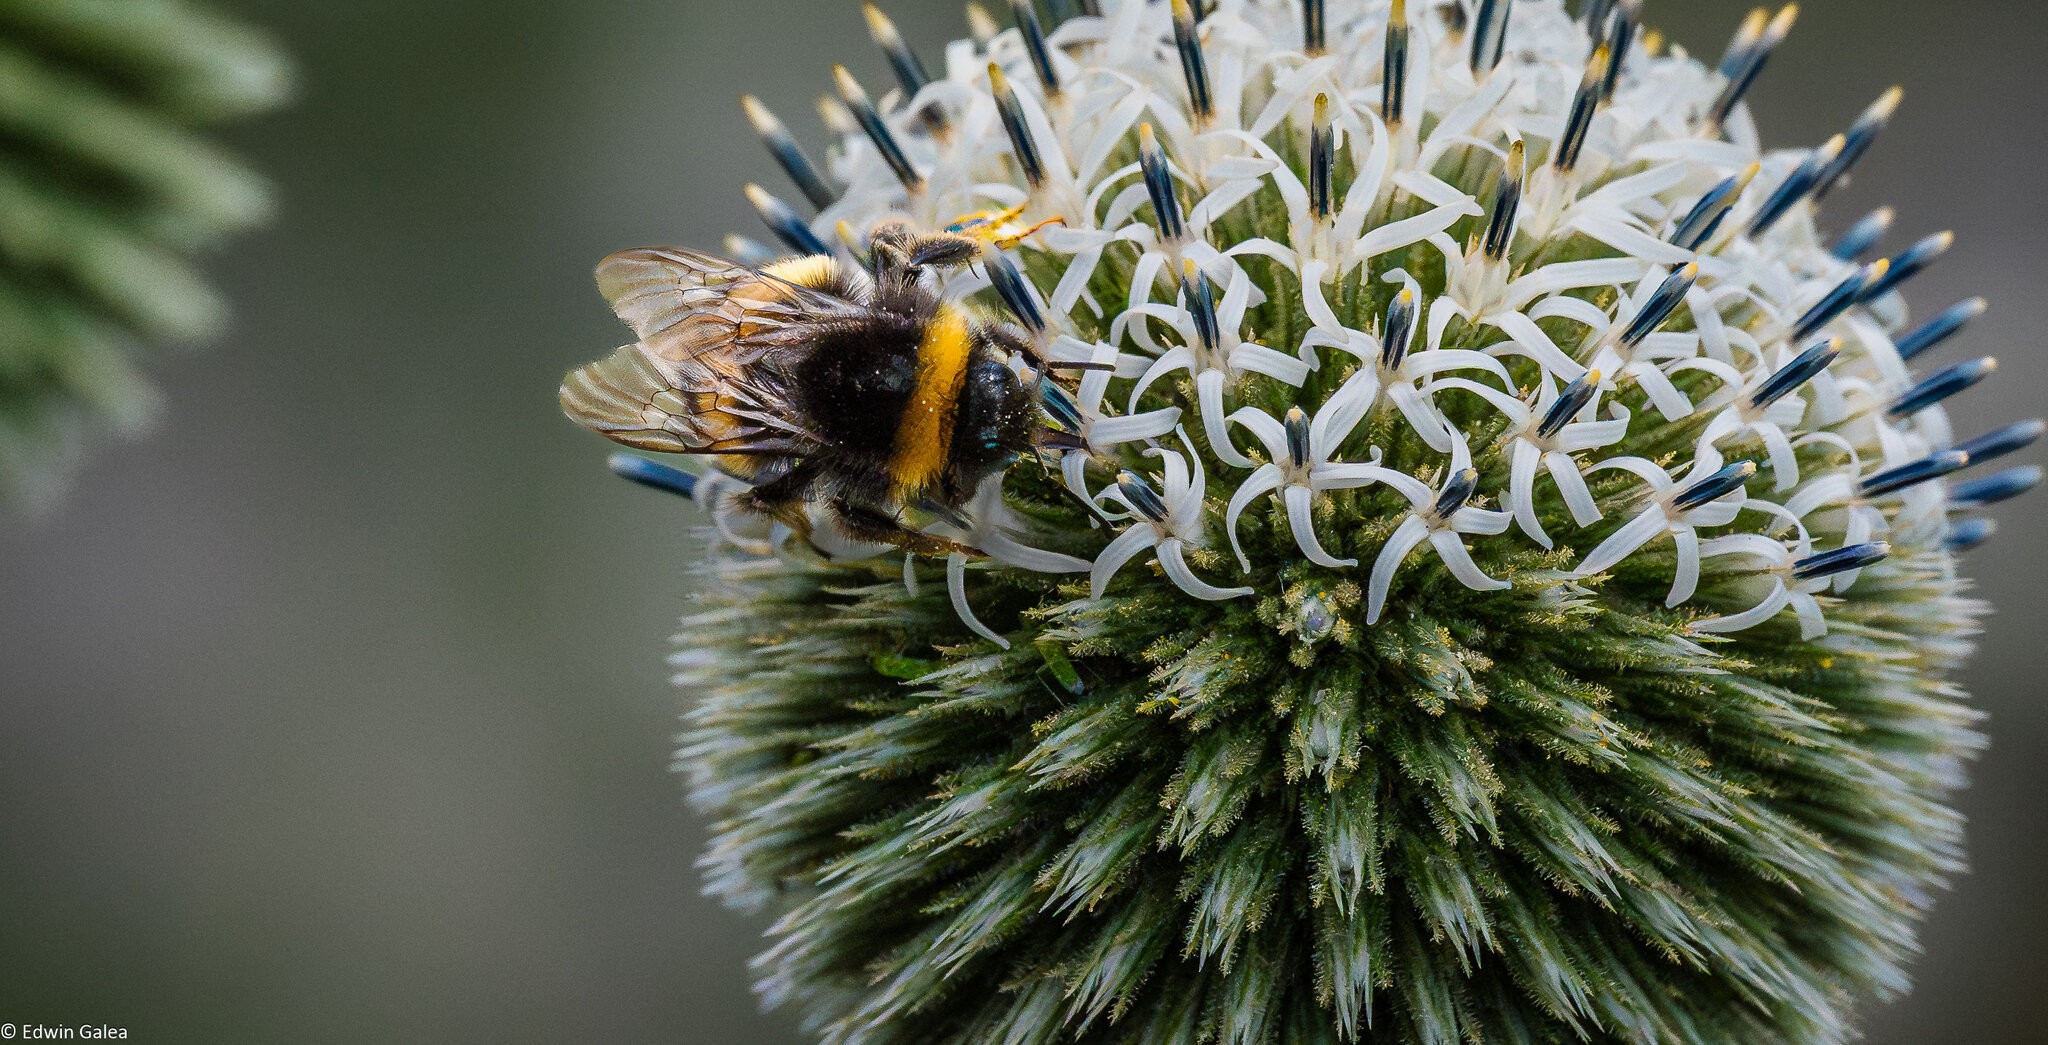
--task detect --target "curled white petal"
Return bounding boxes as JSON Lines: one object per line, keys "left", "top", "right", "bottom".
{"left": 1430, "top": 529, "right": 1510, "bottom": 592}
{"left": 947, "top": 553, "right": 1010, "bottom": 650}
{"left": 1224, "top": 464, "right": 1286, "bottom": 571}
{"left": 1284, "top": 484, "right": 1356, "bottom": 568}
{"left": 1693, "top": 580, "right": 1795, "bottom": 635}
{"left": 1578, "top": 506, "right": 1671, "bottom": 579}
{"left": 1158, "top": 539, "right": 1253, "bottom": 601}
{"left": 1089, "top": 525, "right": 1158, "bottom": 600}
{"left": 1367, "top": 515, "right": 1432, "bottom": 625}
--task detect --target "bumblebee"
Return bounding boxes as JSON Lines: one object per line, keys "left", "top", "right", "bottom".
{"left": 560, "top": 223, "right": 1068, "bottom": 555}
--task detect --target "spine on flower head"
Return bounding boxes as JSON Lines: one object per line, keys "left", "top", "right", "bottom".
{"left": 1309, "top": 94, "right": 1334, "bottom": 219}
{"left": 1598, "top": 0, "right": 1638, "bottom": 100}
{"left": 1481, "top": 139, "right": 1526, "bottom": 260}
{"left": 1749, "top": 337, "right": 1839, "bottom": 410}
{"left": 1829, "top": 206, "right": 1894, "bottom": 260}
{"left": 741, "top": 95, "right": 837, "bottom": 210}
{"left": 1859, "top": 450, "right": 1970, "bottom": 498}
{"left": 743, "top": 183, "right": 828, "bottom": 255}
{"left": 1709, "top": 4, "right": 1797, "bottom": 131}
{"left": 1815, "top": 86, "right": 1903, "bottom": 200}
{"left": 1008, "top": 0, "right": 1061, "bottom": 95}
{"left": 1469, "top": 0, "right": 1514, "bottom": 75}
{"left": 1302, "top": 0, "right": 1325, "bottom": 55}
{"left": 1858, "top": 230, "right": 1953, "bottom": 301}
{"left": 1170, "top": 0, "right": 1213, "bottom": 121}
{"left": 1669, "top": 162, "right": 1759, "bottom": 250}
{"left": 1383, "top": 0, "right": 1409, "bottom": 124}
{"left": 1139, "top": 123, "right": 1184, "bottom": 242}
{"left": 1895, "top": 297, "right": 1987, "bottom": 361}
{"left": 1749, "top": 134, "right": 1842, "bottom": 237}
{"left": 833, "top": 64, "right": 922, "bottom": 192}
{"left": 988, "top": 64, "right": 1046, "bottom": 188}
{"left": 1888, "top": 357, "right": 1996, "bottom": 419}
{"left": 1553, "top": 44, "right": 1608, "bottom": 172}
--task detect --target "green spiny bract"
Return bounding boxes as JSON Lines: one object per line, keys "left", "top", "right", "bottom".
{"left": 610, "top": 1, "right": 2027, "bottom": 1041}
{"left": 0, "top": 0, "right": 289, "bottom": 503}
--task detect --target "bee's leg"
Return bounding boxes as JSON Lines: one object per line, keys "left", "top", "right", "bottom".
{"left": 902, "top": 232, "right": 984, "bottom": 270}
{"left": 736, "top": 460, "right": 830, "bottom": 549}
{"left": 829, "top": 497, "right": 981, "bottom": 559}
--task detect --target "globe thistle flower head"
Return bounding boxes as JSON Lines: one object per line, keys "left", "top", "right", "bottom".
{"left": 594, "top": 1, "right": 2040, "bottom": 1041}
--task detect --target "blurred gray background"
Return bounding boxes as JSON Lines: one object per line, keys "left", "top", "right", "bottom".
{"left": 1, "top": 1, "right": 2041, "bottom": 1042}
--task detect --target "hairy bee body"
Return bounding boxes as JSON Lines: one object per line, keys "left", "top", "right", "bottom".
{"left": 560, "top": 237, "right": 1038, "bottom": 554}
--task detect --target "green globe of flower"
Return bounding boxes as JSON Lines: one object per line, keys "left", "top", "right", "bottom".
{"left": 577, "top": 1, "right": 2041, "bottom": 1041}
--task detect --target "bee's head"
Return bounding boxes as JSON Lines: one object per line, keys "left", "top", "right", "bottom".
{"left": 951, "top": 357, "right": 1034, "bottom": 481}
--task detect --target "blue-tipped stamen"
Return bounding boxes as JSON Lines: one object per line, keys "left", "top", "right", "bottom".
{"left": 1617, "top": 262, "right": 1699, "bottom": 348}
{"left": 1038, "top": 377, "right": 1085, "bottom": 432}
{"left": 987, "top": 248, "right": 1048, "bottom": 334}
{"left": 1284, "top": 406, "right": 1312, "bottom": 469}
{"left": 1669, "top": 162, "right": 1759, "bottom": 251}
{"left": 1170, "top": 0, "right": 1214, "bottom": 121}
{"left": 1008, "top": 0, "right": 1062, "bottom": 95}
{"left": 1117, "top": 470, "right": 1170, "bottom": 522}
{"left": 1791, "top": 541, "right": 1889, "bottom": 580}
{"left": 1302, "top": 0, "right": 1325, "bottom": 54}
{"left": 863, "top": 4, "right": 933, "bottom": 102}
{"left": 1829, "top": 206, "right": 1893, "bottom": 261}
{"left": 1598, "top": 0, "right": 1637, "bottom": 100}
{"left": 1790, "top": 259, "right": 1886, "bottom": 342}
{"left": 1748, "top": 134, "right": 1841, "bottom": 237}
{"left": 1584, "top": 0, "right": 1617, "bottom": 36}
{"left": 833, "top": 65, "right": 922, "bottom": 192}
{"left": 1708, "top": 4, "right": 1796, "bottom": 130}
{"left": 1858, "top": 231, "right": 1953, "bottom": 302}
{"left": 1716, "top": 8, "right": 1768, "bottom": 79}
{"left": 1481, "top": 139, "right": 1526, "bottom": 261}
{"left": 1381, "top": 286, "right": 1418, "bottom": 370}
{"left": 1469, "top": 0, "right": 1514, "bottom": 75}
{"left": 816, "top": 94, "right": 858, "bottom": 137}
{"left": 1813, "top": 86, "right": 1902, "bottom": 200}
{"left": 1432, "top": 467, "right": 1482, "bottom": 520}
{"left": 722, "top": 234, "right": 779, "bottom": 269}
{"left": 1953, "top": 419, "right": 2045, "bottom": 467}
{"left": 1673, "top": 460, "right": 1758, "bottom": 511}
{"left": 744, "top": 184, "right": 830, "bottom": 256}
{"left": 1858, "top": 450, "right": 1969, "bottom": 498}
{"left": 1309, "top": 94, "right": 1334, "bottom": 220}
{"left": 1949, "top": 465, "right": 2042, "bottom": 510}
{"left": 1554, "top": 44, "right": 1608, "bottom": 172}
{"left": 1946, "top": 517, "right": 1997, "bottom": 553}
{"left": 1895, "top": 297, "right": 1987, "bottom": 362}
{"left": 1538, "top": 368, "right": 1603, "bottom": 439}
{"left": 1181, "top": 260, "right": 1221, "bottom": 356}
{"left": 988, "top": 65, "right": 1047, "bottom": 188}
{"left": 1383, "top": 0, "right": 1409, "bottom": 124}
{"left": 1749, "top": 337, "right": 1840, "bottom": 410}
{"left": 741, "top": 95, "right": 837, "bottom": 211}
{"left": 1139, "top": 123, "right": 1185, "bottom": 242}
{"left": 610, "top": 453, "right": 699, "bottom": 500}
{"left": 966, "top": 3, "right": 1000, "bottom": 46}
{"left": 1888, "top": 356, "right": 1996, "bottom": 419}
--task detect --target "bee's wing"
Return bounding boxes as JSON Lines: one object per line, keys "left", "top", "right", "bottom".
{"left": 561, "top": 248, "right": 850, "bottom": 456}
{"left": 595, "top": 247, "right": 856, "bottom": 349}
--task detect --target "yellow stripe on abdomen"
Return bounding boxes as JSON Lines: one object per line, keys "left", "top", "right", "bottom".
{"left": 889, "top": 305, "right": 972, "bottom": 498}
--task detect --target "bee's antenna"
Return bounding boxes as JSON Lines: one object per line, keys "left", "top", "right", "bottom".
{"left": 1043, "top": 360, "right": 1115, "bottom": 374}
